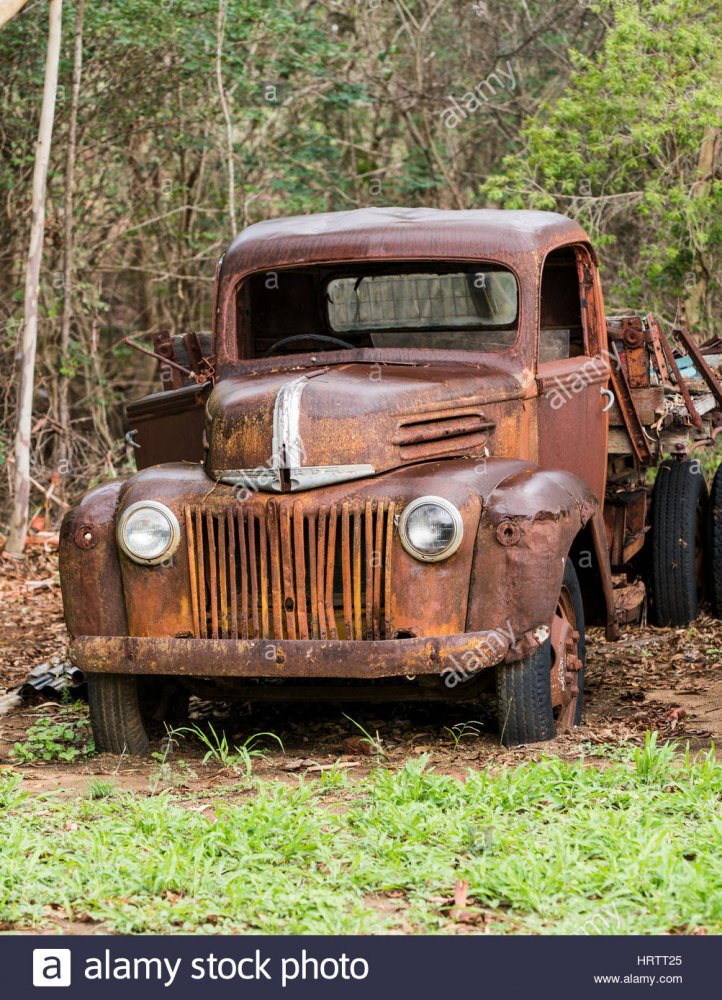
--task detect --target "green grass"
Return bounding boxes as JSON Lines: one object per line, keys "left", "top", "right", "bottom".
{"left": 2, "top": 735, "right": 722, "bottom": 934}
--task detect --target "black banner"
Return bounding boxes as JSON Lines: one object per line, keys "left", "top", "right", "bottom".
{"left": 4, "top": 934, "right": 716, "bottom": 999}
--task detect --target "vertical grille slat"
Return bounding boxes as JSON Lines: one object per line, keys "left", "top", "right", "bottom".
{"left": 293, "top": 503, "right": 309, "bottom": 640}
{"left": 226, "top": 508, "right": 238, "bottom": 640}
{"left": 217, "top": 514, "right": 228, "bottom": 638}
{"left": 236, "top": 508, "right": 248, "bottom": 639}
{"left": 247, "top": 510, "right": 260, "bottom": 638}
{"left": 280, "top": 505, "right": 297, "bottom": 640}
{"left": 185, "top": 506, "right": 201, "bottom": 639}
{"left": 206, "top": 510, "right": 219, "bottom": 638}
{"left": 384, "top": 504, "right": 395, "bottom": 640}
{"left": 317, "top": 506, "right": 328, "bottom": 640}
{"left": 258, "top": 511, "right": 270, "bottom": 638}
{"left": 194, "top": 508, "right": 207, "bottom": 638}
{"left": 324, "top": 506, "right": 338, "bottom": 640}
{"left": 372, "top": 500, "right": 385, "bottom": 640}
{"left": 352, "top": 507, "right": 362, "bottom": 640}
{"left": 308, "top": 510, "right": 319, "bottom": 639}
{"left": 364, "top": 500, "right": 374, "bottom": 640}
{"left": 187, "top": 499, "right": 395, "bottom": 643}
{"left": 341, "top": 502, "right": 353, "bottom": 640}
{"left": 267, "top": 503, "right": 284, "bottom": 640}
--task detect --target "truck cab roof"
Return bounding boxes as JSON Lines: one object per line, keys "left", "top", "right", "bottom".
{"left": 221, "top": 207, "right": 591, "bottom": 277}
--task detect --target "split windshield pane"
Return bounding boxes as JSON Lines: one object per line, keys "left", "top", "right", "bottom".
{"left": 327, "top": 270, "right": 517, "bottom": 350}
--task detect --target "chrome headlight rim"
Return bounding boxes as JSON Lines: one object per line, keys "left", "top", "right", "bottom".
{"left": 398, "top": 495, "right": 464, "bottom": 563}
{"left": 116, "top": 500, "right": 180, "bottom": 566}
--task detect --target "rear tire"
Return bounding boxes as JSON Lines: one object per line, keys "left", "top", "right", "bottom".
{"left": 496, "top": 560, "right": 585, "bottom": 747}
{"left": 707, "top": 462, "right": 722, "bottom": 618}
{"left": 87, "top": 674, "right": 149, "bottom": 754}
{"left": 650, "top": 459, "right": 707, "bottom": 626}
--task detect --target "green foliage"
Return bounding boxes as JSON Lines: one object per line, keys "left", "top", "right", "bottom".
{"left": 484, "top": 0, "right": 721, "bottom": 327}
{"left": 634, "top": 731, "right": 679, "bottom": 781}
{"left": 12, "top": 710, "right": 95, "bottom": 763}
{"left": 178, "top": 723, "right": 283, "bottom": 776}
{"left": 87, "top": 778, "right": 117, "bottom": 800}
{"left": 443, "top": 720, "right": 485, "bottom": 750}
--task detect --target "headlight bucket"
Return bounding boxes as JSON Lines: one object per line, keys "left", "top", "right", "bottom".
{"left": 398, "top": 496, "right": 464, "bottom": 563}
{"left": 117, "top": 501, "right": 180, "bottom": 565}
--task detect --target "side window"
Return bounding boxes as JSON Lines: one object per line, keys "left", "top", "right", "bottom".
{"left": 539, "top": 247, "right": 585, "bottom": 363}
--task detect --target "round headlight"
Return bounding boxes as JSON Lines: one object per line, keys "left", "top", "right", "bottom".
{"left": 117, "top": 501, "right": 180, "bottom": 565}
{"left": 399, "top": 496, "right": 464, "bottom": 562}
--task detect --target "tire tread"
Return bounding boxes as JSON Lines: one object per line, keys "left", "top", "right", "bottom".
{"left": 87, "top": 674, "right": 149, "bottom": 754}
{"left": 650, "top": 460, "right": 706, "bottom": 626}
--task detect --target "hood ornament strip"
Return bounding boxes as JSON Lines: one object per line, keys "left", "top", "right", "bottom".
{"left": 214, "top": 372, "right": 374, "bottom": 492}
{"left": 272, "top": 375, "right": 307, "bottom": 474}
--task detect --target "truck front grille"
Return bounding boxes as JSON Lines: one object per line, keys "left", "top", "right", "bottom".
{"left": 184, "top": 500, "right": 395, "bottom": 641}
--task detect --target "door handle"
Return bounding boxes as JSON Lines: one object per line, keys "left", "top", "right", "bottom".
{"left": 600, "top": 388, "right": 615, "bottom": 412}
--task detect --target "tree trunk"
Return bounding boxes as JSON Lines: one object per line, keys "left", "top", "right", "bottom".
{"left": 58, "top": 0, "right": 84, "bottom": 487}
{"left": 5, "top": 0, "right": 63, "bottom": 557}
{"left": 0, "top": 0, "right": 29, "bottom": 29}
{"left": 215, "top": 0, "right": 237, "bottom": 236}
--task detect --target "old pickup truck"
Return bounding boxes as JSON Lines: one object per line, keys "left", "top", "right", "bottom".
{"left": 59, "top": 208, "right": 722, "bottom": 752}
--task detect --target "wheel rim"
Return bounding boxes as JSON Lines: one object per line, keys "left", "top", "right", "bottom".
{"left": 549, "top": 584, "right": 583, "bottom": 731}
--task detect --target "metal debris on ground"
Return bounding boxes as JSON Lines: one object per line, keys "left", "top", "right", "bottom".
{"left": 15, "top": 660, "right": 86, "bottom": 702}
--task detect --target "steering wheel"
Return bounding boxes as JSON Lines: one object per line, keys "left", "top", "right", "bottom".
{"left": 264, "top": 334, "right": 356, "bottom": 357}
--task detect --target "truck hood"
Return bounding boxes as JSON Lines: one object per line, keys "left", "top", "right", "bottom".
{"left": 206, "top": 361, "right": 520, "bottom": 492}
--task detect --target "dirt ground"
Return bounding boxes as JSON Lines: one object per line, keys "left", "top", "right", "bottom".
{"left": 2, "top": 544, "right": 721, "bottom": 796}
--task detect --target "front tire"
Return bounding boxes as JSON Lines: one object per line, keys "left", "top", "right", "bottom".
{"left": 87, "top": 674, "right": 149, "bottom": 754}
{"left": 87, "top": 675, "right": 189, "bottom": 754}
{"left": 496, "top": 560, "right": 585, "bottom": 747}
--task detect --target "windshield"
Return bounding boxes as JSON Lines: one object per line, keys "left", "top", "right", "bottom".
{"left": 327, "top": 270, "right": 517, "bottom": 350}
{"left": 240, "top": 263, "right": 519, "bottom": 358}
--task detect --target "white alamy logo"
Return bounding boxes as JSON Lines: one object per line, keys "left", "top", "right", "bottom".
{"left": 33, "top": 950, "right": 72, "bottom": 988}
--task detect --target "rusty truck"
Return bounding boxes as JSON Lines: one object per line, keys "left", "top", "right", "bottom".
{"left": 59, "top": 208, "right": 722, "bottom": 752}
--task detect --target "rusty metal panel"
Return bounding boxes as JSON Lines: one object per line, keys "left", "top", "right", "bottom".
{"left": 607, "top": 362, "right": 653, "bottom": 464}
{"left": 59, "top": 482, "right": 129, "bottom": 640}
{"left": 126, "top": 382, "right": 210, "bottom": 470}
{"left": 106, "top": 457, "right": 604, "bottom": 651}
{"left": 606, "top": 316, "right": 649, "bottom": 388}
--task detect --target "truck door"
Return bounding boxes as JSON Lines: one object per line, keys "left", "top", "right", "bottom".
{"left": 535, "top": 244, "right": 609, "bottom": 500}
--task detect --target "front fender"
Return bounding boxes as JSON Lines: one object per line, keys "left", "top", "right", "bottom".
{"left": 466, "top": 464, "right": 602, "bottom": 643}
{"left": 59, "top": 480, "right": 128, "bottom": 639}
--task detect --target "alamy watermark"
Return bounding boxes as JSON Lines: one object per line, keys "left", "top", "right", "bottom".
{"left": 440, "top": 60, "right": 517, "bottom": 129}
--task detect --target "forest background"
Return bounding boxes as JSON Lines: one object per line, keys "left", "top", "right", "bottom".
{"left": 0, "top": 0, "right": 719, "bottom": 538}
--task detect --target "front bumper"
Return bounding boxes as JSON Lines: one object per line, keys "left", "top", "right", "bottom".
{"left": 69, "top": 629, "right": 522, "bottom": 680}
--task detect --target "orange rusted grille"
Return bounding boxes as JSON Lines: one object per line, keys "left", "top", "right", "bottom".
{"left": 184, "top": 500, "right": 395, "bottom": 641}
